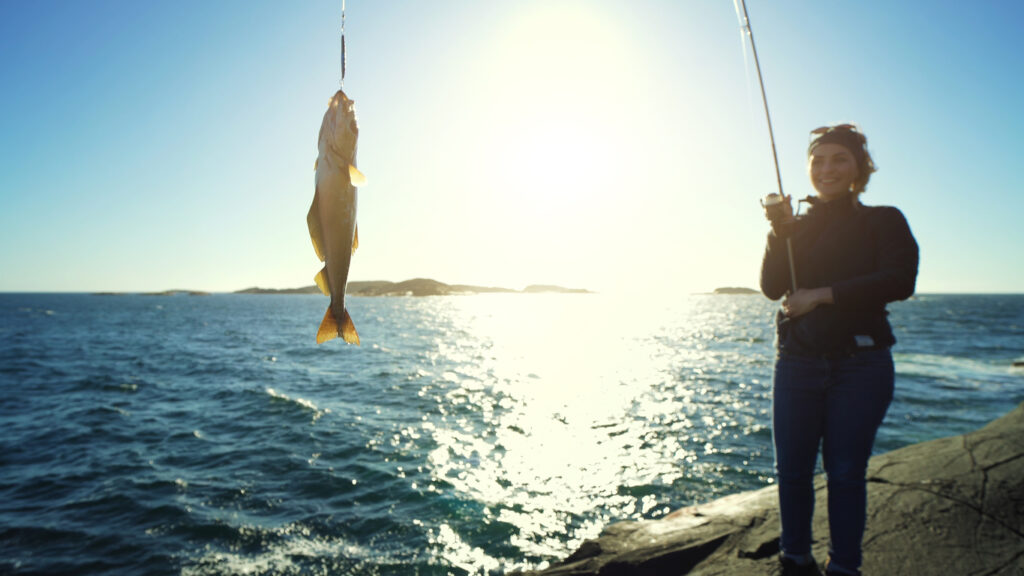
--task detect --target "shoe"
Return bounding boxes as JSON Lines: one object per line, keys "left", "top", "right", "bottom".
{"left": 824, "top": 555, "right": 861, "bottom": 576}
{"left": 777, "top": 555, "right": 823, "bottom": 576}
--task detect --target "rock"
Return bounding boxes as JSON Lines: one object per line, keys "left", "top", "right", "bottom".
{"left": 521, "top": 403, "right": 1024, "bottom": 575}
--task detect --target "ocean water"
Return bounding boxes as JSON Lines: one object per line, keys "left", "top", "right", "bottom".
{"left": 1, "top": 292, "right": 1021, "bottom": 575}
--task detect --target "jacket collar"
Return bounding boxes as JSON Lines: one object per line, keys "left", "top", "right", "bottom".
{"left": 804, "top": 193, "right": 859, "bottom": 219}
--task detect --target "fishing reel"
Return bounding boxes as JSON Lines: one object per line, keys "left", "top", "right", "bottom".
{"left": 760, "top": 193, "right": 791, "bottom": 223}
{"left": 761, "top": 193, "right": 796, "bottom": 238}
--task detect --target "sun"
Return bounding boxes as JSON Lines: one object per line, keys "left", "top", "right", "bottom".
{"left": 482, "top": 3, "right": 632, "bottom": 199}
{"left": 440, "top": 4, "right": 644, "bottom": 283}
{"left": 414, "top": 2, "right": 718, "bottom": 293}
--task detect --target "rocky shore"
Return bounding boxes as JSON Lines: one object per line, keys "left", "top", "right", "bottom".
{"left": 518, "top": 402, "right": 1024, "bottom": 575}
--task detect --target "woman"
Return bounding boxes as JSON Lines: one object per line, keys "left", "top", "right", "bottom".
{"left": 760, "top": 124, "right": 919, "bottom": 576}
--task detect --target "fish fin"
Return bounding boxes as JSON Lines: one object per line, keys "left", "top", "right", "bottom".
{"left": 316, "top": 306, "right": 360, "bottom": 345}
{"left": 316, "top": 306, "right": 339, "bottom": 344}
{"left": 352, "top": 225, "right": 359, "bottom": 254}
{"left": 314, "top": 266, "right": 330, "bottom": 295}
{"left": 307, "top": 192, "right": 325, "bottom": 261}
{"left": 340, "top": 308, "right": 360, "bottom": 345}
{"left": 349, "top": 164, "right": 367, "bottom": 187}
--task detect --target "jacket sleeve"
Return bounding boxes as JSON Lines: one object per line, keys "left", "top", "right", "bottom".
{"left": 831, "top": 207, "right": 919, "bottom": 309}
{"left": 760, "top": 230, "right": 792, "bottom": 301}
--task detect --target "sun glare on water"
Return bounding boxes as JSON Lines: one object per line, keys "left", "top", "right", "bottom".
{"left": 417, "top": 295, "right": 719, "bottom": 570}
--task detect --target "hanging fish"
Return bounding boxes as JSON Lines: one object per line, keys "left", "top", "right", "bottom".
{"left": 308, "top": 89, "right": 367, "bottom": 344}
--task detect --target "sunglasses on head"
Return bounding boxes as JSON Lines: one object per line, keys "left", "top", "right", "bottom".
{"left": 810, "top": 123, "right": 860, "bottom": 138}
{"left": 809, "top": 124, "right": 866, "bottom": 147}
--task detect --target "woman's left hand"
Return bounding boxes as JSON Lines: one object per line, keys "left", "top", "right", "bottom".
{"left": 782, "top": 287, "right": 834, "bottom": 318}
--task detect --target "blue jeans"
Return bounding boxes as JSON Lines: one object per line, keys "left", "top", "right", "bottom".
{"left": 772, "top": 348, "right": 894, "bottom": 573}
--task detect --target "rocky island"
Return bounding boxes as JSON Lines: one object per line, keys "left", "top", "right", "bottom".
{"left": 236, "top": 279, "right": 592, "bottom": 297}
{"left": 517, "top": 402, "right": 1024, "bottom": 575}
{"left": 142, "top": 289, "right": 211, "bottom": 296}
{"left": 712, "top": 287, "right": 759, "bottom": 295}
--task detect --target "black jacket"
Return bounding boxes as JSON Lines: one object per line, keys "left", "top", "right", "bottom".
{"left": 760, "top": 195, "right": 919, "bottom": 357}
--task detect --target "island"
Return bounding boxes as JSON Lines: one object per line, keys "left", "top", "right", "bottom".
{"left": 712, "top": 287, "right": 759, "bottom": 295}
{"left": 235, "top": 278, "right": 592, "bottom": 297}
{"left": 234, "top": 286, "right": 321, "bottom": 295}
{"left": 94, "top": 290, "right": 212, "bottom": 296}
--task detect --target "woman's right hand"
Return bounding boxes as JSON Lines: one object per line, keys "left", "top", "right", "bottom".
{"left": 762, "top": 193, "right": 794, "bottom": 224}
{"left": 763, "top": 194, "right": 796, "bottom": 238}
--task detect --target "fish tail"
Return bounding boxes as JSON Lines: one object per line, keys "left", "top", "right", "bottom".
{"left": 340, "top": 308, "right": 360, "bottom": 345}
{"left": 316, "top": 306, "right": 360, "bottom": 345}
{"left": 316, "top": 307, "right": 338, "bottom": 344}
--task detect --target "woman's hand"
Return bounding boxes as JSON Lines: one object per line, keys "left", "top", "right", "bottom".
{"left": 763, "top": 194, "right": 796, "bottom": 237}
{"left": 763, "top": 194, "right": 795, "bottom": 224}
{"left": 782, "top": 287, "right": 834, "bottom": 318}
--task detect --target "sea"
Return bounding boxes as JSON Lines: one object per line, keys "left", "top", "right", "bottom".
{"left": 1, "top": 292, "right": 1021, "bottom": 575}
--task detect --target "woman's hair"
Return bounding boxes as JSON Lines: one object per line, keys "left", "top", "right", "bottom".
{"left": 807, "top": 124, "right": 877, "bottom": 194}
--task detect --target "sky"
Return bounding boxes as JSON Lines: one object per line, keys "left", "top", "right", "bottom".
{"left": 1, "top": 0, "right": 1022, "bottom": 294}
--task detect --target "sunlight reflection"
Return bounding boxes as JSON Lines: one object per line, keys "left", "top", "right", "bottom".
{"left": 422, "top": 294, "right": 718, "bottom": 562}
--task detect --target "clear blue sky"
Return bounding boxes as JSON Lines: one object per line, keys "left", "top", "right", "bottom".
{"left": 1, "top": 0, "right": 1022, "bottom": 293}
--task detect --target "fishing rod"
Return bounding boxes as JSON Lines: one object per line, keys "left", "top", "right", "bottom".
{"left": 735, "top": 0, "right": 798, "bottom": 293}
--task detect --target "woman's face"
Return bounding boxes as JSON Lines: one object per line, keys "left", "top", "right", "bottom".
{"left": 808, "top": 143, "right": 859, "bottom": 200}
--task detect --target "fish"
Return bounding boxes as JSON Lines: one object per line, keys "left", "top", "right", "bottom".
{"left": 308, "top": 89, "right": 367, "bottom": 344}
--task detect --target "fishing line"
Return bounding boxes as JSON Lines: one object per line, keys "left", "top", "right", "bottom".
{"left": 733, "top": 0, "right": 782, "bottom": 197}
{"left": 732, "top": 0, "right": 758, "bottom": 126}
{"left": 340, "top": 0, "right": 347, "bottom": 86}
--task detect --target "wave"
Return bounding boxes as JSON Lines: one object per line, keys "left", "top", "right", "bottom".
{"left": 263, "top": 387, "right": 330, "bottom": 423}
{"left": 895, "top": 352, "right": 1019, "bottom": 381}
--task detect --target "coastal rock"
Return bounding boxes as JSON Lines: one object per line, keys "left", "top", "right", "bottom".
{"left": 521, "top": 403, "right": 1024, "bottom": 575}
